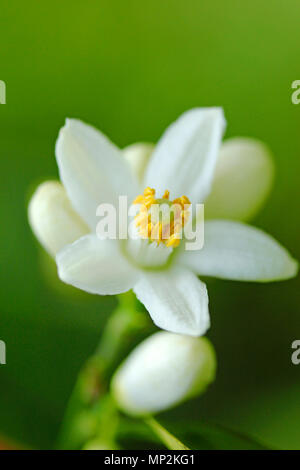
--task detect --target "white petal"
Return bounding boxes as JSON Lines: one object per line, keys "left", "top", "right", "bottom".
{"left": 123, "top": 142, "right": 154, "bottom": 182}
{"left": 133, "top": 267, "right": 210, "bottom": 336}
{"left": 111, "top": 332, "right": 216, "bottom": 416}
{"left": 28, "top": 181, "right": 89, "bottom": 256}
{"left": 205, "top": 138, "right": 274, "bottom": 221}
{"left": 180, "top": 220, "right": 298, "bottom": 281}
{"left": 143, "top": 108, "right": 226, "bottom": 203}
{"left": 56, "top": 235, "right": 140, "bottom": 295}
{"left": 55, "top": 119, "right": 139, "bottom": 230}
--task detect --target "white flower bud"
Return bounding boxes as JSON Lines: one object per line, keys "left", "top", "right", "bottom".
{"left": 28, "top": 181, "right": 89, "bottom": 256}
{"left": 123, "top": 142, "right": 154, "bottom": 182}
{"left": 205, "top": 137, "right": 274, "bottom": 221}
{"left": 111, "top": 332, "right": 216, "bottom": 416}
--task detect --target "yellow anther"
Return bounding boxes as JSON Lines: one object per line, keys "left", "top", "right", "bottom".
{"left": 173, "top": 195, "right": 190, "bottom": 209}
{"left": 133, "top": 188, "right": 190, "bottom": 247}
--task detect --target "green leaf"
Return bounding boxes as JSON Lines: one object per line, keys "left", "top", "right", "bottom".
{"left": 116, "top": 417, "right": 268, "bottom": 450}
{"left": 157, "top": 419, "right": 268, "bottom": 450}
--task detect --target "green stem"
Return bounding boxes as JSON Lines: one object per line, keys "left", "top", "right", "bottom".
{"left": 145, "top": 418, "right": 190, "bottom": 450}
{"left": 57, "top": 291, "right": 151, "bottom": 450}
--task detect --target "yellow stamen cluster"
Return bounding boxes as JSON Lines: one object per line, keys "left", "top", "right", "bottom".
{"left": 133, "top": 187, "right": 191, "bottom": 248}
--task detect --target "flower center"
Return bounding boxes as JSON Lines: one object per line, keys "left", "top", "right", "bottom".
{"left": 133, "top": 187, "right": 191, "bottom": 248}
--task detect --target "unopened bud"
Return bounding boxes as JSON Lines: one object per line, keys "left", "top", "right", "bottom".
{"left": 28, "top": 181, "right": 89, "bottom": 256}
{"left": 111, "top": 332, "right": 216, "bottom": 416}
{"left": 123, "top": 143, "right": 154, "bottom": 182}
{"left": 205, "top": 138, "right": 274, "bottom": 221}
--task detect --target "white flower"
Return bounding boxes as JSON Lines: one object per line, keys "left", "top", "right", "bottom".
{"left": 28, "top": 108, "right": 298, "bottom": 336}
{"left": 111, "top": 331, "right": 216, "bottom": 416}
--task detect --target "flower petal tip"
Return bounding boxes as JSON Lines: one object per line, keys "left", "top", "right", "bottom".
{"left": 279, "top": 256, "right": 299, "bottom": 281}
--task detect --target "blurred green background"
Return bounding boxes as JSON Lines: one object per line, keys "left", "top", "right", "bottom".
{"left": 0, "top": 0, "right": 299, "bottom": 449}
